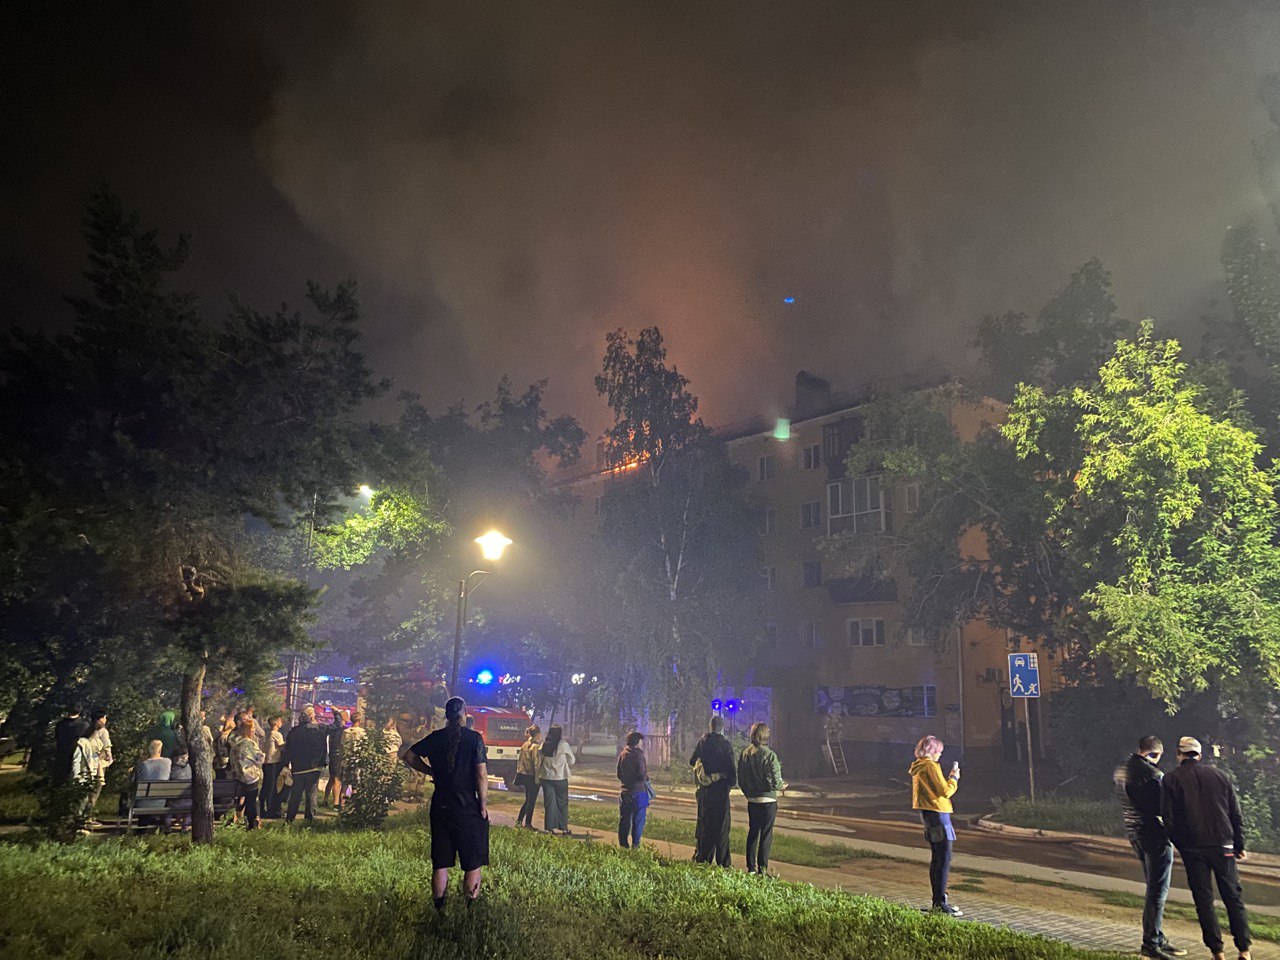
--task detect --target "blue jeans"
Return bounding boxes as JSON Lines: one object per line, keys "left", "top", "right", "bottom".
{"left": 921, "top": 811, "right": 954, "bottom": 906}
{"left": 619, "top": 790, "right": 648, "bottom": 848}
{"left": 517, "top": 778, "right": 540, "bottom": 826}
{"left": 1131, "top": 840, "right": 1173, "bottom": 951}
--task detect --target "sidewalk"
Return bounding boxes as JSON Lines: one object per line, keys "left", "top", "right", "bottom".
{"left": 481, "top": 793, "right": 1279, "bottom": 958}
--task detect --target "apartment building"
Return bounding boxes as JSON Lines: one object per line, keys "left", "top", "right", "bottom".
{"left": 558, "top": 370, "right": 1055, "bottom": 775}
{"left": 721, "top": 372, "right": 1056, "bottom": 774}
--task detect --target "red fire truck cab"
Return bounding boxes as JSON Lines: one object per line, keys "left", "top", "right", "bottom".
{"left": 465, "top": 705, "right": 529, "bottom": 784}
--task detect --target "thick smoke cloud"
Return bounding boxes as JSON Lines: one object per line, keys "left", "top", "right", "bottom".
{"left": 249, "top": 1, "right": 1280, "bottom": 424}
{"left": 4, "top": 2, "right": 1280, "bottom": 429}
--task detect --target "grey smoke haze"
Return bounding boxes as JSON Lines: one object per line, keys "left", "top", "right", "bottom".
{"left": 5, "top": 2, "right": 1280, "bottom": 429}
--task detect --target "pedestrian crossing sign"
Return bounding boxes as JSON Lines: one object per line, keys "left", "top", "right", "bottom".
{"left": 1008, "top": 652, "right": 1040, "bottom": 698}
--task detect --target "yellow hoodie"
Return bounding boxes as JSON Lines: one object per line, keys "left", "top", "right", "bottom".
{"left": 909, "top": 757, "right": 958, "bottom": 812}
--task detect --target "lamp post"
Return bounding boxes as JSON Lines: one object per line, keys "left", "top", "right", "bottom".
{"left": 449, "top": 530, "right": 512, "bottom": 695}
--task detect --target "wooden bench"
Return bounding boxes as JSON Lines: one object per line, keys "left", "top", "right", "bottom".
{"left": 126, "top": 779, "right": 239, "bottom": 831}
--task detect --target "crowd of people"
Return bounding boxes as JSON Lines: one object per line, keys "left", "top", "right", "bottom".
{"left": 48, "top": 699, "right": 1260, "bottom": 958}
{"left": 50, "top": 702, "right": 379, "bottom": 831}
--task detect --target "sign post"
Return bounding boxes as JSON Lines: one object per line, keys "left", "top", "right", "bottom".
{"left": 1008, "top": 652, "right": 1041, "bottom": 803}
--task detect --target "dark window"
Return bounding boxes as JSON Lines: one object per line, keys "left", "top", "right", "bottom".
{"left": 805, "top": 621, "right": 821, "bottom": 648}
{"left": 800, "top": 501, "right": 822, "bottom": 529}
{"left": 822, "top": 417, "right": 864, "bottom": 471}
{"left": 759, "top": 507, "right": 776, "bottom": 535}
{"left": 803, "top": 560, "right": 823, "bottom": 588}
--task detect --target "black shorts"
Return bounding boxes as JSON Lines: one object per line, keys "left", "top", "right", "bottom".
{"left": 429, "top": 807, "right": 489, "bottom": 871}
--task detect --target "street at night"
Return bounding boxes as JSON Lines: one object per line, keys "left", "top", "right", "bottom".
{"left": 5, "top": 3, "right": 1280, "bottom": 960}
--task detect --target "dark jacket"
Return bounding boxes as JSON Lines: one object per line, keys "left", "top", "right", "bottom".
{"left": 689, "top": 732, "right": 736, "bottom": 789}
{"left": 1161, "top": 757, "right": 1245, "bottom": 854}
{"left": 284, "top": 720, "right": 329, "bottom": 772}
{"left": 617, "top": 745, "right": 649, "bottom": 793}
{"left": 1114, "top": 753, "right": 1169, "bottom": 850}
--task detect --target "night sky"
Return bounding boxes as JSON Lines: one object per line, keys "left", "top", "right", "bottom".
{"left": 4, "top": 1, "right": 1279, "bottom": 431}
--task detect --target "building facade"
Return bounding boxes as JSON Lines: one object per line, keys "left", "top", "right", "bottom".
{"left": 558, "top": 370, "right": 1055, "bottom": 775}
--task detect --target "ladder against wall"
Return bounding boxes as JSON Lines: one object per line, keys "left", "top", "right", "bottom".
{"left": 821, "top": 738, "right": 848, "bottom": 775}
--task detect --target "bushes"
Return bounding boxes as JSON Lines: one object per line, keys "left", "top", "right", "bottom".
{"left": 339, "top": 731, "right": 405, "bottom": 830}
{"left": 0, "top": 813, "right": 1127, "bottom": 960}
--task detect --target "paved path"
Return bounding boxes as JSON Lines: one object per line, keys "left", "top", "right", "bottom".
{"left": 483, "top": 799, "right": 1276, "bottom": 959}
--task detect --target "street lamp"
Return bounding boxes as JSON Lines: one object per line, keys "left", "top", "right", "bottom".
{"left": 449, "top": 530, "right": 512, "bottom": 695}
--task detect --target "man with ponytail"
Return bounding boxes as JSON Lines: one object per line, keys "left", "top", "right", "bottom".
{"left": 403, "top": 696, "right": 490, "bottom": 912}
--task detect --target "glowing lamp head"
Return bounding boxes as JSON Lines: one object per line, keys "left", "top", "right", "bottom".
{"left": 475, "top": 530, "right": 513, "bottom": 562}
{"left": 358, "top": 484, "right": 374, "bottom": 498}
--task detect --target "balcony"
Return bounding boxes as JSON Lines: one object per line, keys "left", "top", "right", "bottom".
{"left": 827, "top": 575, "right": 898, "bottom": 604}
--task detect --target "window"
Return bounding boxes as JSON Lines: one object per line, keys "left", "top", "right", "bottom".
{"left": 827, "top": 475, "right": 892, "bottom": 534}
{"left": 803, "top": 560, "right": 823, "bottom": 588}
{"left": 761, "top": 567, "right": 777, "bottom": 591}
{"left": 847, "top": 618, "right": 886, "bottom": 647}
{"left": 802, "top": 443, "right": 822, "bottom": 470}
{"left": 765, "top": 623, "right": 778, "bottom": 647}
{"left": 759, "top": 506, "right": 777, "bottom": 535}
{"left": 907, "top": 626, "right": 929, "bottom": 647}
{"left": 757, "top": 455, "right": 776, "bottom": 481}
{"left": 921, "top": 684, "right": 937, "bottom": 717}
{"left": 804, "top": 621, "right": 822, "bottom": 649}
{"left": 822, "top": 416, "right": 864, "bottom": 467}
{"left": 904, "top": 482, "right": 920, "bottom": 514}
{"left": 800, "top": 500, "right": 822, "bottom": 529}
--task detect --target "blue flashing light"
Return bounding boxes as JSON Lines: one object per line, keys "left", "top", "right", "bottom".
{"left": 726, "top": 699, "right": 740, "bottom": 712}
{"left": 711, "top": 698, "right": 723, "bottom": 711}
{"left": 476, "top": 670, "right": 495, "bottom": 686}
{"left": 783, "top": 296, "right": 796, "bottom": 304}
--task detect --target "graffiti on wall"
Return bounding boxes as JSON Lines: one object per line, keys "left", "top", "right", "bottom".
{"left": 814, "top": 684, "right": 937, "bottom": 719}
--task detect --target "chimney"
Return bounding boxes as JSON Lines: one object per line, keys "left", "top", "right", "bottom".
{"left": 794, "top": 371, "right": 832, "bottom": 418}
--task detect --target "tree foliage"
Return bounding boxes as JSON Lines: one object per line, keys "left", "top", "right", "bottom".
{"left": 586, "top": 328, "right": 761, "bottom": 734}
{"left": 1006, "top": 323, "right": 1280, "bottom": 706}
{"left": 0, "top": 188, "right": 383, "bottom": 840}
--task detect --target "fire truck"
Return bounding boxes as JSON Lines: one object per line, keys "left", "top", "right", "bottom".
{"left": 356, "top": 664, "right": 530, "bottom": 784}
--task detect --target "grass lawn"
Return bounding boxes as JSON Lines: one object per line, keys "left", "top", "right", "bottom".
{"left": 0, "top": 809, "right": 1129, "bottom": 960}
{"left": 548, "top": 800, "right": 884, "bottom": 868}
{"left": 988, "top": 793, "right": 1122, "bottom": 837}
{"left": 0, "top": 768, "right": 39, "bottom": 826}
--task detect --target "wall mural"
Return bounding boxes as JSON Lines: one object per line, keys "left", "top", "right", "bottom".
{"left": 814, "top": 684, "right": 937, "bottom": 719}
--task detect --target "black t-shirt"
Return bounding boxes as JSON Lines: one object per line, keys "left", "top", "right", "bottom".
{"left": 410, "top": 727, "right": 487, "bottom": 812}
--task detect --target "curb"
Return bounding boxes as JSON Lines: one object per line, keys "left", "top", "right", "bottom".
{"left": 976, "top": 815, "right": 1280, "bottom": 881}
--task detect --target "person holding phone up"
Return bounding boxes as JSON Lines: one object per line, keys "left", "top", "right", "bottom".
{"left": 910, "top": 735, "right": 962, "bottom": 916}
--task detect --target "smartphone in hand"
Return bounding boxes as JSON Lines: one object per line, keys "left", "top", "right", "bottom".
{"left": 950, "top": 762, "right": 960, "bottom": 778}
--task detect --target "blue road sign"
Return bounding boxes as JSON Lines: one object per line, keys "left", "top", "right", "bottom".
{"left": 1008, "top": 652, "right": 1040, "bottom": 698}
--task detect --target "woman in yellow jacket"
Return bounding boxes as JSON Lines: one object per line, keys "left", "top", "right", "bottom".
{"left": 909, "top": 734, "right": 962, "bottom": 916}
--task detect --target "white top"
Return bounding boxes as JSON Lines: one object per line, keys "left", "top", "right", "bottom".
{"left": 88, "top": 727, "right": 113, "bottom": 777}
{"left": 264, "top": 729, "right": 285, "bottom": 764}
{"left": 539, "top": 741, "right": 576, "bottom": 781}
